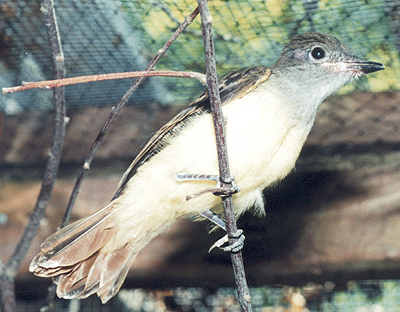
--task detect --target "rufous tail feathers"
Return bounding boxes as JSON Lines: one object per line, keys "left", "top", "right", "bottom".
{"left": 29, "top": 203, "right": 136, "bottom": 303}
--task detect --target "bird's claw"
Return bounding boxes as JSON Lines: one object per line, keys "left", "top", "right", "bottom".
{"left": 209, "top": 230, "right": 244, "bottom": 253}
{"left": 200, "top": 210, "right": 245, "bottom": 253}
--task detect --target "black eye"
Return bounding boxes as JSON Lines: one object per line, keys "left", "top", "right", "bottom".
{"left": 311, "top": 47, "right": 325, "bottom": 59}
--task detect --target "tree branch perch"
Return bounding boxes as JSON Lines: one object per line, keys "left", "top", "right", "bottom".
{"left": 0, "top": 0, "right": 66, "bottom": 311}
{"left": 197, "top": 1, "right": 253, "bottom": 311}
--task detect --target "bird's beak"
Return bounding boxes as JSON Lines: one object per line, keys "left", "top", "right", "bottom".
{"left": 344, "top": 61, "right": 385, "bottom": 74}
{"left": 323, "top": 60, "right": 384, "bottom": 77}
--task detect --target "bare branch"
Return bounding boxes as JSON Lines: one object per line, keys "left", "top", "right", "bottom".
{"left": 0, "top": 274, "right": 15, "bottom": 312}
{"left": 5, "top": 0, "right": 66, "bottom": 278}
{"left": 0, "top": 0, "right": 66, "bottom": 311}
{"left": 197, "top": 1, "right": 253, "bottom": 311}
{"left": 2, "top": 70, "right": 206, "bottom": 95}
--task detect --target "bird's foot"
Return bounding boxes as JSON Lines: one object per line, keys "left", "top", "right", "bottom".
{"left": 175, "top": 172, "right": 240, "bottom": 200}
{"left": 208, "top": 230, "right": 244, "bottom": 253}
{"left": 176, "top": 173, "right": 243, "bottom": 252}
{"left": 200, "top": 209, "right": 245, "bottom": 253}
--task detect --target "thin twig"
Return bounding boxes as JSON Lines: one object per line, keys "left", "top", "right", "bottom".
{"left": 0, "top": 0, "right": 66, "bottom": 311}
{"left": 196, "top": 1, "right": 252, "bottom": 311}
{"left": 2, "top": 70, "right": 206, "bottom": 94}
{"left": 61, "top": 6, "right": 201, "bottom": 228}
{"left": 0, "top": 274, "right": 15, "bottom": 312}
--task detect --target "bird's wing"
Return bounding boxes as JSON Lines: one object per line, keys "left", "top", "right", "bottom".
{"left": 115, "top": 65, "right": 271, "bottom": 196}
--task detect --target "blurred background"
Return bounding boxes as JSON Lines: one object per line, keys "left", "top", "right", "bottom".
{"left": 1, "top": 0, "right": 400, "bottom": 310}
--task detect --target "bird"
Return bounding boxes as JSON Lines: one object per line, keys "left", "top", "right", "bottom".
{"left": 30, "top": 32, "right": 384, "bottom": 303}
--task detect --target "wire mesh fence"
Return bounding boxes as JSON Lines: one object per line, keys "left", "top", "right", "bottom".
{"left": 1, "top": 0, "right": 398, "bottom": 114}
{"left": 16, "top": 281, "right": 400, "bottom": 312}
{"left": 2, "top": 1, "right": 400, "bottom": 311}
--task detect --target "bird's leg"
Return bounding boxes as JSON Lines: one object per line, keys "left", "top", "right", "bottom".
{"left": 175, "top": 172, "right": 243, "bottom": 252}
{"left": 176, "top": 172, "right": 219, "bottom": 183}
{"left": 175, "top": 172, "right": 240, "bottom": 200}
{"left": 200, "top": 209, "right": 245, "bottom": 253}
{"left": 200, "top": 209, "right": 226, "bottom": 231}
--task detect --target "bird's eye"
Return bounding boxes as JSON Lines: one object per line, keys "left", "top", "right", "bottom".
{"left": 311, "top": 47, "right": 326, "bottom": 60}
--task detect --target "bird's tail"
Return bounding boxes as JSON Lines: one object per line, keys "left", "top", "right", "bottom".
{"left": 29, "top": 202, "right": 137, "bottom": 303}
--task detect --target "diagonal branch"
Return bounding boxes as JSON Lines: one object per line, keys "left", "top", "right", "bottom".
{"left": 196, "top": 1, "right": 253, "bottom": 311}
{"left": 60, "top": 6, "right": 201, "bottom": 228}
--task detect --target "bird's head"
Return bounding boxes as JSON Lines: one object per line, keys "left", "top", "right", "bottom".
{"left": 271, "top": 32, "right": 384, "bottom": 107}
